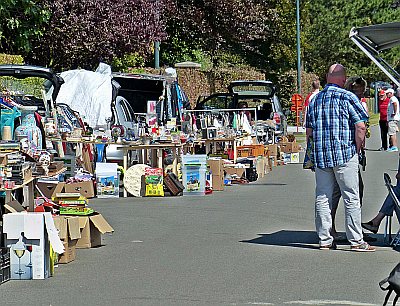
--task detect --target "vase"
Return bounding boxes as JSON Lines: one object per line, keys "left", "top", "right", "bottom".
{"left": 44, "top": 118, "right": 56, "bottom": 136}
{"left": 14, "top": 106, "right": 42, "bottom": 150}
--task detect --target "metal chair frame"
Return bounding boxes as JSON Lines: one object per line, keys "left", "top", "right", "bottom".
{"left": 383, "top": 173, "right": 400, "bottom": 247}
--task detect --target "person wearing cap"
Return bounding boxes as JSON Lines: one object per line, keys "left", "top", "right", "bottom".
{"left": 378, "top": 90, "right": 390, "bottom": 151}
{"left": 386, "top": 88, "right": 400, "bottom": 152}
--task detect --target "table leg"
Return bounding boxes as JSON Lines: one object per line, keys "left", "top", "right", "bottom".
{"left": 123, "top": 149, "right": 128, "bottom": 197}
{"left": 234, "top": 140, "right": 237, "bottom": 163}
{"left": 172, "top": 148, "right": 178, "bottom": 175}
{"left": 24, "top": 180, "right": 35, "bottom": 212}
{"left": 157, "top": 149, "right": 163, "bottom": 169}
{"left": 5, "top": 190, "right": 11, "bottom": 204}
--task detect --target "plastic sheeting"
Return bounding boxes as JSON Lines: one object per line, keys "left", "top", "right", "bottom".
{"left": 55, "top": 63, "right": 113, "bottom": 128}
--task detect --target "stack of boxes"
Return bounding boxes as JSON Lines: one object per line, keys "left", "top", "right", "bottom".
{"left": 207, "top": 159, "right": 224, "bottom": 191}
{"left": 54, "top": 192, "right": 93, "bottom": 216}
{"left": 278, "top": 141, "right": 301, "bottom": 164}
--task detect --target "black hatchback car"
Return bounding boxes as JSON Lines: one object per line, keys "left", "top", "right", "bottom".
{"left": 195, "top": 80, "right": 287, "bottom": 135}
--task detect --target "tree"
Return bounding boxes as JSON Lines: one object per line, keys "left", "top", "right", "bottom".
{"left": 0, "top": 0, "right": 50, "bottom": 55}
{"left": 26, "top": 0, "right": 168, "bottom": 71}
{"left": 162, "top": 0, "right": 278, "bottom": 68}
{"left": 303, "top": 0, "right": 400, "bottom": 84}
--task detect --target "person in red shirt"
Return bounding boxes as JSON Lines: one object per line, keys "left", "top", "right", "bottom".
{"left": 303, "top": 80, "right": 320, "bottom": 127}
{"left": 378, "top": 89, "right": 390, "bottom": 151}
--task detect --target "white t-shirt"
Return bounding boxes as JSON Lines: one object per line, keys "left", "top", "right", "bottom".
{"left": 388, "top": 95, "right": 400, "bottom": 121}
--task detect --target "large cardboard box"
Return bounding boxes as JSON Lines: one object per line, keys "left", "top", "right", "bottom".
{"left": 3, "top": 212, "right": 64, "bottom": 280}
{"left": 278, "top": 142, "right": 300, "bottom": 153}
{"left": 212, "top": 175, "right": 224, "bottom": 191}
{"left": 64, "top": 181, "right": 95, "bottom": 198}
{"left": 36, "top": 182, "right": 65, "bottom": 199}
{"left": 224, "top": 167, "right": 246, "bottom": 178}
{"left": 208, "top": 159, "right": 224, "bottom": 176}
{"left": 53, "top": 216, "right": 81, "bottom": 264}
{"left": 60, "top": 240, "right": 77, "bottom": 264}
{"left": 76, "top": 213, "right": 114, "bottom": 249}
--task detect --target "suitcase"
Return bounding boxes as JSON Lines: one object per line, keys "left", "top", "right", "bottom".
{"left": 164, "top": 173, "right": 184, "bottom": 196}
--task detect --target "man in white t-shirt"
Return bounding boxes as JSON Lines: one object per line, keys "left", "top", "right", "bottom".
{"left": 386, "top": 88, "right": 400, "bottom": 152}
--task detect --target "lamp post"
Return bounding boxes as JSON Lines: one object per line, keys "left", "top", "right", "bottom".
{"left": 296, "top": 0, "right": 301, "bottom": 95}
{"left": 155, "top": 41, "right": 160, "bottom": 69}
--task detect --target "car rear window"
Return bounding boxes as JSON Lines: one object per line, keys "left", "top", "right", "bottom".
{"left": 231, "top": 84, "right": 274, "bottom": 96}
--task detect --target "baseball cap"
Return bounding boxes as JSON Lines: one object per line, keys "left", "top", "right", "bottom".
{"left": 379, "top": 90, "right": 386, "bottom": 95}
{"left": 385, "top": 88, "right": 395, "bottom": 94}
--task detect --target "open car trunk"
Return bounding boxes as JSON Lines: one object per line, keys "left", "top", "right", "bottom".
{"left": 349, "top": 22, "right": 400, "bottom": 87}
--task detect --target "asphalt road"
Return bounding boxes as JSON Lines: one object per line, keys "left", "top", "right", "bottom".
{"left": 1, "top": 125, "right": 399, "bottom": 306}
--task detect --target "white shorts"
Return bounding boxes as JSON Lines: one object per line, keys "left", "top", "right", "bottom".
{"left": 388, "top": 120, "right": 399, "bottom": 136}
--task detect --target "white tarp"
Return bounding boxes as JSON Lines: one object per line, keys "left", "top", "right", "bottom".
{"left": 55, "top": 63, "right": 113, "bottom": 128}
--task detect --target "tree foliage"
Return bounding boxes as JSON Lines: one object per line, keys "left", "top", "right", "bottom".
{"left": 162, "top": 0, "right": 279, "bottom": 68}
{"left": 0, "top": 0, "right": 50, "bottom": 55}
{"left": 304, "top": 0, "right": 400, "bottom": 84}
{"left": 26, "top": 0, "right": 168, "bottom": 71}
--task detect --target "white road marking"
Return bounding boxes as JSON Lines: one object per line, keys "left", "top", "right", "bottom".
{"left": 285, "top": 300, "right": 376, "bottom": 305}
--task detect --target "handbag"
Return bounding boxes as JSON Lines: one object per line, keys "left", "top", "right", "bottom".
{"left": 379, "top": 262, "right": 400, "bottom": 305}
{"left": 303, "top": 137, "right": 315, "bottom": 171}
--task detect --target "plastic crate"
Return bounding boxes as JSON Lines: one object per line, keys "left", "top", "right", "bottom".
{"left": 0, "top": 247, "right": 10, "bottom": 285}
{"left": 237, "top": 145, "right": 265, "bottom": 157}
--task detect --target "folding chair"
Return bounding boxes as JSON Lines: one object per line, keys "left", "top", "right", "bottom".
{"left": 383, "top": 173, "right": 400, "bottom": 247}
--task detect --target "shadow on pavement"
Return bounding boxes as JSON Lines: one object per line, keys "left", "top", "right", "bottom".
{"left": 244, "top": 183, "right": 287, "bottom": 186}
{"left": 240, "top": 230, "right": 392, "bottom": 250}
{"left": 240, "top": 230, "right": 319, "bottom": 249}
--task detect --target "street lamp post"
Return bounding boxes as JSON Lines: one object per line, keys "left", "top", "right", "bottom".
{"left": 296, "top": 0, "right": 301, "bottom": 95}
{"left": 155, "top": 41, "right": 160, "bottom": 69}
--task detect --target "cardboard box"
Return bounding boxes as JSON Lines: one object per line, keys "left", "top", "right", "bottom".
{"left": 76, "top": 213, "right": 114, "bottom": 249}
{"left": 53, "top": 216, "right": 81, "bottom": 264}
{"left": 224, "top": 167, "right": 246, "bottom": 178}
{"left": 64, "top": 180, "right": 95, "bottom": 198}
{"left": 208, "top": 159, "right": 224, "bottom": 176}
{"left": 212, "top": 175, "right": 224, "bottom": 191}
{"left": 278, "top": 142, "right": 300, "bottom": 153}
{"left": 265, "top": 144, "right": 278, "bottom": 157}
{"left": 36, "top": 182, "right": 65, "bottom": 199}
{"left": 3, "top": 212, "right": 64, "bottom": 280}
{"left": 59, "top": 240, "right": 77, "bottom": 264}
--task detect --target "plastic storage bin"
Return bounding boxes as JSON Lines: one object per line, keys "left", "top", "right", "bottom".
{"left": 181, "top": 154, "right": 207, "bottom": 166}
{"left": 182, "top": 165, "right": 207, "bottom": 196}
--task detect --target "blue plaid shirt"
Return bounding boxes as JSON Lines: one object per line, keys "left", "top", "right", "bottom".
{"left": 305, "top": 84, "right": 368, "bottom": 168}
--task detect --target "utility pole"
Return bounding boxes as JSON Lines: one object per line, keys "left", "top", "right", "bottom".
{"left": 296, "top": 0, "right": 301, "bottom": 94}
{"left": 155, "top": 41, "right": 160, "bottom": 69}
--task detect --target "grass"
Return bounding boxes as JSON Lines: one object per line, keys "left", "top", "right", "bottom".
{"left": 369, "top": 113, "right": 379, "bottom": 126}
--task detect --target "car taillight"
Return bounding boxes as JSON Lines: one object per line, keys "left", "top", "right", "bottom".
{"left": 273, "top": 112, "right": 281, "bottom": 124}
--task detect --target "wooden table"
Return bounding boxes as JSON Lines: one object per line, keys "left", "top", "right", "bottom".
{"left": 118, "top": 143, "right": 184, "bottom": 197}
{"left": 184, "top": 137, "right": 240, "bottom": 162}
{"left": 0, "top": 177, "right": 35, "bottom": 211}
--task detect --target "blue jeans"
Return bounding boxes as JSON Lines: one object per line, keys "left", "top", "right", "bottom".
{"left": 380, "top": 184, "right": 400, "bottom": 221}
{"left": 315, "top": 154, "right": 364, "bottom": 246}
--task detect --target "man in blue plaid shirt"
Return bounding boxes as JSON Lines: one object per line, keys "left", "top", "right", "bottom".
{"left": 305, "top": 63, "right": 374, "bottom": 252}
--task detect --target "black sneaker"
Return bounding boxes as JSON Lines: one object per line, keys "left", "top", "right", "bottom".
{"left": 361, "top": 221, "right": 379, "bottom": 234}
